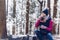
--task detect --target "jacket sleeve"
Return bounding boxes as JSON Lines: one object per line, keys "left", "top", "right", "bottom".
{"left": 35, "top": 19, "right": 40, "bottom": 28}
{"left": 46, "top": 20, "right": 53, "bottom": 31}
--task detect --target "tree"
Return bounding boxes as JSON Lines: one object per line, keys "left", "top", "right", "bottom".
{"left": 53, "top": 0, "right": 58, "bottom": 34}
{"left": 13, "top": 0, "right": 16, "bottom": 18}
{"left": 0, "top": 0, "right": 7, "bottom": 38}
{"left": 53, "top": 0, "right": 58, "bottom": 18}
{"left": 38, "top": 0, "right": 43, "bottom": 13}
{"left": 47, "top": 0, "right": 51, "bottom": 16}
{"left": 26, "top": 0, "right": 30, "bottom": 34}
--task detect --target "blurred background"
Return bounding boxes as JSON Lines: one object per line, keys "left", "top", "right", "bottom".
{"left": 0, "top": 0, "right": 60, "bottom": 40}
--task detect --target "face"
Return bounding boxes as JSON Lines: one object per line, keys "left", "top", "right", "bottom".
{"left": 40, "top": 13, "right": 47, "bottom": 22}
{"left": 40, "top": 12, "right": 46, "bottom": 17}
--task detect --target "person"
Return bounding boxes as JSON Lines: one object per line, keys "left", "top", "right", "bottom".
{"left": 35, "top": 8, "right": 53, "bottom": 40}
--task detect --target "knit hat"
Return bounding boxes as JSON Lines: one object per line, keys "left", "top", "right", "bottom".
{"left": 42, "top": 8, "right": 49, "bottom": 16}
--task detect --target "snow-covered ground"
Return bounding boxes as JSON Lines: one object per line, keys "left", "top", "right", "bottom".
{"left": 0, "top": 35, "right": 60, "bottom": 40}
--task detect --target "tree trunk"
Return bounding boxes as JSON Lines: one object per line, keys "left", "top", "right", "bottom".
{"left": 38, "top": 0, "right": 43, "bottom": 13}
{"left": 47, "top": 0, "right": 51, "bottom": 16}
{"left": 26, "top": 0, "right": 30, "bottom": 34}
{"left": 40, "top": 3, "right": 43, "bottom": 13}
{"left": 13, "top": 0, "right": 16, "bottom": 18}
{"left": 51, "top": 0, "right": 57, "bottom": 34}
{"left": 52, "top": 0, "right": 58, "bottom": 34}
{"left": 53, "top": 0, "right": 57, "bottom": 18}
{"left": 0, "top": 0, "right": 7, "bottom": 38}
{"left": 12, "top": 0, "right": 16, "bottom": 35}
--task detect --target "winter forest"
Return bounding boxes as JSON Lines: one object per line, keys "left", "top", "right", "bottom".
{"left": 4, "top": 0, "right": 60, "bottom": 39}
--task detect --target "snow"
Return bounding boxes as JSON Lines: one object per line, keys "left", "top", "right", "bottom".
{"left": 5, "top": 0, "right": 60, "bottom": 37}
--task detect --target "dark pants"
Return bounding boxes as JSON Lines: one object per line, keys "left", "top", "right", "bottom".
{"left": 35, "top": 30, "right": 53, "bottom": 40}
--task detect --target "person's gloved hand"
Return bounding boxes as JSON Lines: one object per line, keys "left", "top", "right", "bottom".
{"left": 40, "top": 25, "right": 47, "bottom": 29}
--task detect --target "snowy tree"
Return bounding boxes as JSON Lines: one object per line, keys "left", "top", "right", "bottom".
{"left": 5, "top": 0, "right": 60, "bottom": 38}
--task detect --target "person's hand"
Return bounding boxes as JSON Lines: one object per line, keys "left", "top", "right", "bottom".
{"left": 35, "top": 27, "right": 38, "bottom": 30}
{"left": 40, "top": 25, "right": 47, "bottom": 29}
